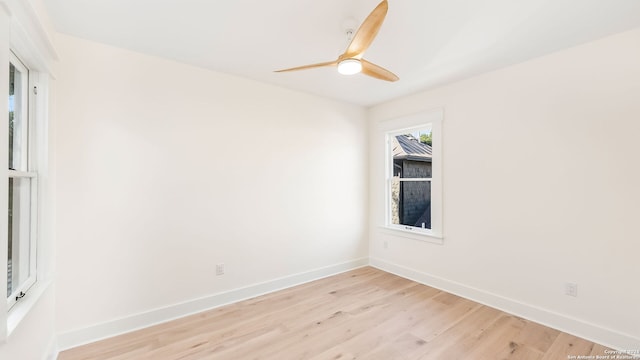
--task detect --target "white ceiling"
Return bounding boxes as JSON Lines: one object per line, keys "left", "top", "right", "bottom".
{"left": 43, "top": 0, "right": 640, "bottom": 106}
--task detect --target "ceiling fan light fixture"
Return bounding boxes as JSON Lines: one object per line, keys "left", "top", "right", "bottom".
{"left": 337, "top": 59, "right": 362, "bottom": 75}
{"left": 275, "top": 0, "right": 398, "bottom": 82}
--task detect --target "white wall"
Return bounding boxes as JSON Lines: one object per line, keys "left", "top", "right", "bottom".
{"left": 369, "top": 28, "right": 640, "bottom": 350}
{"left": 54, "top": 34, "right": 368, "bottom": 347}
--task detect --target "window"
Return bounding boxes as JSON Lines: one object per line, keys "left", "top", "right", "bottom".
{"left": 388, "top": 128, "right": 432, "bottom": 230}
{"left": 383, "top": 110, "right": 442, "bottom": 240}
{"left": 7, "top": 52, "right": 37, "bottom": 310}
{"left": 1, "top": 0, "right": 54, "bottom": 339}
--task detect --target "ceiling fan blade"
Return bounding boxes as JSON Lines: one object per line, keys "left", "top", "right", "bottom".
{"left": 275, "top": 60, "right": 337, "bottom": 73}
{"left": 343, "top": 0, "right": 388, "bottom": 59}
{"left": 361, "top": 59, "right": 399, "bottom": 82}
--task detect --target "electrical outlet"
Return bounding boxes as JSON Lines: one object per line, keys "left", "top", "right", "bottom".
{"left": 216, "top": 263, "right": 225, "bottom": 276}
{"left": 565, "top": 282, "right": 577, "bottom": 297}
{"left": 383, "top": 241, "right": 388, "bottom": 249}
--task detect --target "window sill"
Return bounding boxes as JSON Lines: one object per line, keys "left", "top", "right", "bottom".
{"left": 4, "top": 278, "right": 52, "bottom": 341}
{"left": 379, "top": 226, "right": 444, "bottom": 245}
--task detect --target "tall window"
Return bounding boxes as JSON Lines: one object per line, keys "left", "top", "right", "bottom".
{"left": 383, "top": 110, "right": 442, "bottom": 241}
{"left": 7, "top": 52, "right": 37, "bottom": 310}
{"left": 387, "top": 126, "right": 433, "bottom": 233}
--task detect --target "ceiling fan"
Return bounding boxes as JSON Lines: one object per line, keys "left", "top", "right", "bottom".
{"left": 275, "top": 0, "right": 398, "bottom": 82}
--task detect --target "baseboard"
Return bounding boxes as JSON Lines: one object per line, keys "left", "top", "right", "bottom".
{"left": 369, "top": 257, "right": 640, "bottom": 353}
{"left": 55, "top": 257, "right": 640, "bottom": 356}
{"left": 44, "top": 337, "right": 58, "bottom": 360}
{"left": 57, "top": 257, "right": 368, "bottom": 351}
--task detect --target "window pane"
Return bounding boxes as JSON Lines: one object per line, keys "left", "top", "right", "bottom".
{"left": 390, "top": 179, "right": 431, "bottom": 229}
{"left": 9, "top": 62, "right": 28, "bottom": 171}
{"left": 392, "top": 133, "right": 432, "bottom": 179}
{"left": 7, "top": 177, "right": 32, "bottom": 298}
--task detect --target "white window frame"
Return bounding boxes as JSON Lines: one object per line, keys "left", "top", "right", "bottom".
{"left": 382, "top": 110, "right": 443, "bottom": 243}
{"left": 1, "top": 0, "right": 56, "bottom": 340}
{"left": 6, "top": 51, "right": 38, "bottom": 310}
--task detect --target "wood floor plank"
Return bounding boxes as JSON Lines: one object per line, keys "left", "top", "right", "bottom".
{"left": 308, "top": 285, "right": 443, "bottom": 360}
{"left": 404, "top": 292, "right": 480, "bottom": 343}
{"left": 540, "top": 332, "right": 596, "bottom": 360}
{"left": 512, "top": 320, "right": 561, "bottom": 354}
{"left": 363, "top": 333, "right": 428, "bottom": 360}
{"left": 58, "top": 267, "right": 613, "bottom": 360}
{"left": 413, "top": 305, "right": 504, "bottom": 359}
{"left": 590, "top": 343, "right": 616, "bottom": 357}
{"left": 462, "top": 314, "right": 530, "bottom": 359}
{"left": 152, "top": 272, "right": 398, "bottom": 359}
{"left": 255, "top": 276, "right": 420, "bottom": 359}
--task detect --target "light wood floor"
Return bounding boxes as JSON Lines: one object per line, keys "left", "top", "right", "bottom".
{"left": 59, "top": 267, "right": 612, "bottom": 360}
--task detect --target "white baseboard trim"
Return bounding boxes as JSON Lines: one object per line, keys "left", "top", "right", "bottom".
{"left": 369, "top": 257, "right": 640, "bottom": 353}
{"left": 44, "top": 337, "right": 58, "bottom": 360}
{"left": 57, "top": 257, "right": 368, "bottom": 351}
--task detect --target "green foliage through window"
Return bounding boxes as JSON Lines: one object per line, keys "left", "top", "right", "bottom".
{"left": 420, "top": 132, "right": 432, "bottom": 146}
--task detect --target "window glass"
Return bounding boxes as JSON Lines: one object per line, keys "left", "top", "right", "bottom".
{"left": 9, "top": 62, "right": 28, "bottom": 171}
{"left": 7, "top": 55, "right": 36, "bottom": 307}
{"left": 391, "top": 180, "right": 431, "bottom": 229}
{"left": 7, "top": 178, "right": 32, "bottom": 298}
{"left": 388, "top": 128, "right": 433, "bottom": 231}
